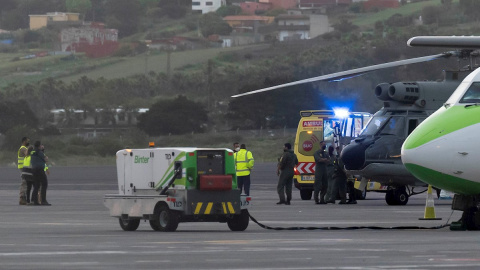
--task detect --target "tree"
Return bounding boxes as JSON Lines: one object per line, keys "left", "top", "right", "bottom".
{"left": 459, "top": 0, "right": 480, "bottom": 21}
{"left": 332, "top": 18, "right": 358, "bottom": 33}
{"left": 105, "top": 0, "right": 141, "bottom": 37}
{"left": 0, "top": 100, "right": 38, "bottom": 134}
{"left": 163, "top": 4, "right": 187, "bottom": 19}
{"left": 198, "top": 13, "right": 232, "bottom": 37}
{"left": 421, "top": 6, "right": 441, "bottom": 25}
{"left": 137, "top": 95, "right": 208, "bottom": 135}
{"left": 216, "top": 5, "right": 241, "bottom": 17}
{"left": 66, "top": 0, "right": 92, "bottom": 20}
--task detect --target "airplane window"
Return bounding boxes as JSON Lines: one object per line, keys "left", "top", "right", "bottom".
{"left": 359, "top": 116, "right": 388, "bottom": 136}
{"left": 459, "top": 82, "right": 480, "bottom": 103}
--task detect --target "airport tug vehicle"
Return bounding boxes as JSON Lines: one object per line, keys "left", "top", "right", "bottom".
{"left": 104, "top": 147, "right": 251, "bottom": 232}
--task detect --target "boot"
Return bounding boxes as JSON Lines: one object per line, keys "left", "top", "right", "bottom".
{"left": 19, "top": 196, "right": 27, "bottom": 205}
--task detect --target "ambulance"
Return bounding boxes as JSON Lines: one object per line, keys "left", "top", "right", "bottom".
{"left": 294, "top": 110, "right": 372, "bottom": 200}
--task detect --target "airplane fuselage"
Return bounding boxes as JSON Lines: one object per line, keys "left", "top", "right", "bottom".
{"left": 402, "top": 68, "right": 480, "bottom": 195}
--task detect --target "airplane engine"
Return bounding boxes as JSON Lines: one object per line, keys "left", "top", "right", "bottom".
{"left": 388, "top": 82, "right": 420, "bottom": 103}
{"left": 374, "top": 83, "right": 391, "bottom": 101}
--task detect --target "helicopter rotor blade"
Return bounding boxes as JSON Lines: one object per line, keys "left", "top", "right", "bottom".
{"left": 231, "top": 52, "right": 452, "bottom": 98}
{"left": 408, "top": 36, "right": 480, "bottom": 49}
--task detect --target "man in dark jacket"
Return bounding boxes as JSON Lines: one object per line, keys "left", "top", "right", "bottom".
{"left": 330, "top": 146, "right": 348, "bottom": 204}
{"left": 30, "top": 141, "right": 50, "bottom": 206}
{"left": 276, "top": 143, "right": 298, "bottom": 205}
{"left": 313, "top": 141, "right": 329, "bottom": 204}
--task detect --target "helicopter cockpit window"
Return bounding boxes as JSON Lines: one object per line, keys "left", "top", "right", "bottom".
{"left": 359, "top": 116, "right": 389, "bottom": 136}
{"left": 459, "top": 82, "right": 480, "bottom": 103}
{"left": 378, "top": 116, "right": 405, "bottom": 137}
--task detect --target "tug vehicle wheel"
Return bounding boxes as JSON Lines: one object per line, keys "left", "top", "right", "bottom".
{"left": 300, "top": 190, "right": 312, "bottom": 200}
{"left": 151, "top": 203, "right": 179, "bottom": 232}
{"left": 118, "top": 217, "right": 140, "bottom": 231}
{"left": 227, "top": 209, "right": 249, "bottom": 231}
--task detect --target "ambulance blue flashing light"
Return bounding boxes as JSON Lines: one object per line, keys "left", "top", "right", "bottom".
{"left": 333, "top": 107, "right": 350, "bottom": 119}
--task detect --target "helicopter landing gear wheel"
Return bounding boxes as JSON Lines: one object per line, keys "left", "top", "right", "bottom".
{"left": 385, "top": 187, "right": 409, "bottom": 205}
{"left": 461, "top": 207, "right": 480, "bottom": 231}
{"left": 385, "top": 189, "right": 396, "bottom": 205}
{"left": 395, "top": 187, "right": 409, "bottom": 205}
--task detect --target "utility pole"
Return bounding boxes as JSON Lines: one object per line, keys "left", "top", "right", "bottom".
{"left": 207, "top": 60, "right": 213, "bottom": 110}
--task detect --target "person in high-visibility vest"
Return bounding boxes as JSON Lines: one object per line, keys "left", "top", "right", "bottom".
{"left": 17, "top": 137, "right": 30, "bottom": 205}
{"left": 234, "top": 144, "right": 254, "bottom": 196}
{"left": 22, "top": 146, "right": 34, "bottom": 204}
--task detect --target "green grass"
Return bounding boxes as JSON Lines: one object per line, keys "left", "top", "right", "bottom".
{"left": 0, "top": 130, "right": 295, "bottom": 167}
{"left": 0, "top": 53, "right": 123, "bottom": 88}
{"left": 352, "top": 0, "right": 459, "bottom": 27}
{"left": 59, "top": 45, "right": 261, "bottom": 83}
{"left": 0, "top": 43, "right": 261, "bottom": 89}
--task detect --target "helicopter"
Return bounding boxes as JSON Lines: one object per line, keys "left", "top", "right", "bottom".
{"left": 402, "top": 63, "right": 480, "bottom": 230}
{"left": 232, "top": 36, "right": 480, "bottom": 205}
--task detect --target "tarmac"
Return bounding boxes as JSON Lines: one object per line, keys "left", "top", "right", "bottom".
{"left": 0, "top": 163, "right": 479, "bottom": 270}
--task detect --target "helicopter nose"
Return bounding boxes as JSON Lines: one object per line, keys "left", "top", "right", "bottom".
{"left": 341, "top": 142, "right": 367, "bottom": 170}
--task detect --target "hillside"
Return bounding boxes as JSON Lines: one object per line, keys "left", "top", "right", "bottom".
{"left": 0, "top": 0, "right": 461, "bottom": 89}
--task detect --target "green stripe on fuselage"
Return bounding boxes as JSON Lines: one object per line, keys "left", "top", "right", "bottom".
{"left": 404, "top": 163, "right": 480, "bottom": 195}
{"left": 404, "top": 105, "right": 480, "bottom": 150}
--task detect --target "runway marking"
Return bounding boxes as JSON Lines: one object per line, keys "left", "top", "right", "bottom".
{"left": 0, "top": 251, "right": 127, "bottom": 256}
{"left": 205, "top": 258, "right": 244, "bottom": 262}
{"left": 136, "top": 260, "right": 172, "bottom": 263}
{"left": 429, "top": 258, "right": 480, "bottom": 262}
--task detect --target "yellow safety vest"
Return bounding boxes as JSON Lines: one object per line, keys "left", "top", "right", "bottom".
{"left": 17, "top": 146, "right": 27, "bottom": 169}
{"left": 23, "top": 154, "right": 31, "bottom": 168}
{"left": 234, "top": 149, "right": 254, "bottom": 176}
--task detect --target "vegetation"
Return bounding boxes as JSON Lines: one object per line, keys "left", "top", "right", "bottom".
{"left": 1, "top": 0, "right": 480, "bottom": 165}
{"left": 137, "top": 95, "right": 209, "bottom": 136}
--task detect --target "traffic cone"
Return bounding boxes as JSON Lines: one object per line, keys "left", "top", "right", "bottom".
{"left": 419, "top": 185, "right": 442, "bottom": 220}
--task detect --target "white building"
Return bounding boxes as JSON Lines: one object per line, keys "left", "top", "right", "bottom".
{"left": 192, "top": 0, "right": 226, "bottom": 14}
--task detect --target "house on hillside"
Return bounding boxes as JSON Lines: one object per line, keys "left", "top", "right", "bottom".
{"left": 259, "top": 0, "right": 298, "bottom": 10}
{"left": 60, "top": 23, "right": 118, "bottom": 58}
{"left": 221, "top": 15, "right": 274, "bottom": 46}
{"left": 223, "top": 15, "right": 275, "bottom": 33}
{"left": 239, "top": 1, "right": 272, "bottom": 15}
{"left": 192, "top": 0, "right": 226, "bottom": 14}
{"left": 363, "top": 0, "right": 399, "bottom": 10}
{"left": 29, "top": 12, "right": 80, "bottom": 30}
{"left": 0, "top": 30, "right": 13, "bottom": 45}
{"left": 277, "top": 14, "right": 311, "bottom": 41}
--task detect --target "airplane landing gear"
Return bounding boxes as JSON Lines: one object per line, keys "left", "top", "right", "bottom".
{"left": 451, "top": 194, "right": 480, "bottom": 231}
{"left": 385, "top": 186, "right": 409, "bottom": 206}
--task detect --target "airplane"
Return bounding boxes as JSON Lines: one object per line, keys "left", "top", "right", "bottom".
{"left": 232, "top": 36, "right": 480, "bottom": 205}
{"left": 402, "top": 64, "right": 480, "bottom": 230}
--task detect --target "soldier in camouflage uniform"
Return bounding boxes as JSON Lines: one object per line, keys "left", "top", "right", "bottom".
{"left": 276, "top": 143, "right": 298, "bottom": 205}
